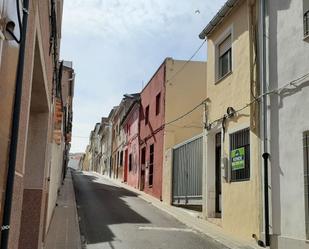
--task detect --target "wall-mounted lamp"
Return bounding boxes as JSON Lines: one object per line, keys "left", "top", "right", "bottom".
{"left": 226, "top": 106, "right": 236, "bottom": 118}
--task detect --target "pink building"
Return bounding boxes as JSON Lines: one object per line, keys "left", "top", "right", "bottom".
{"left": 121, "top": 95, "right": 140, "bottom": 189}
{"left": 139, "top": 60, "right": 166, "bottom": 200}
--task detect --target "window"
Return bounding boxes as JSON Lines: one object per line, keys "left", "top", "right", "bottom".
{"left": 156, "top": 93, "right": 161, "bottom": 115}
{"left": 127, "top": 124, "right": 131, "bottom": 136}
{"left": 141, "top": 147, "right": 146, "bottom": 165}
{"left": 149, "top": 144, "right": 154, "bottom": 186}
{"left": 129, "top": 154, "right": 132, "bottom": 171}
{"left": 145, "top": 105, "right": 149, "bottom": 125}
{"left": 304, "top": 1, "right": 309, "bottom": 37}
{"left": 303, "top": 131, "right": 309, "bottom": 239}
{"left": 218, "top": 34, "right": 232, "bottom": 79}
{"left": 230, "top": 128, "right": 250, "bottom": 182}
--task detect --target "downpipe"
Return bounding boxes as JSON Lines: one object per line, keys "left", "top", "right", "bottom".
{"left": 260, "top": 0, "right": 270, "bottom": 247}
{"left": 0, "top": 0, "right": 29, "bottom": 248}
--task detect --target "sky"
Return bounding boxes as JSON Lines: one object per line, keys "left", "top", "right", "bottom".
{"left": 60, "top": 0, "right": 226, "bottom": 153}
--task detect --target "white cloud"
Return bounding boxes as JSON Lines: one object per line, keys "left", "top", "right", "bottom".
{"left": 61, "top": 0, "right": 227, "bottom": 152}
{"left": 63, "top": 0, "right": 226, "bottom": 39}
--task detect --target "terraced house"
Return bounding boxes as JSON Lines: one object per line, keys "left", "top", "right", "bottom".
{"left": 199, "top": 0, "right": 262, "bottom": 244}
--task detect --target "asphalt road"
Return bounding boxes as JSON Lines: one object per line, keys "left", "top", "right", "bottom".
{"left": 72, "top": 171, "right": 227, "bottom": 249}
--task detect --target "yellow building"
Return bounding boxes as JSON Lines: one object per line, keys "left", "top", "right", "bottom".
{"left": 199, "top": 0, "right": 262, "bottom": 243}
{"left": 162, "top": 59, "right": 207, "bottom": 205}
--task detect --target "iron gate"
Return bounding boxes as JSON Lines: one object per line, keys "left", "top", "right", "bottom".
{"left": 172, "top": 136, "right": 203, "bottom": 205}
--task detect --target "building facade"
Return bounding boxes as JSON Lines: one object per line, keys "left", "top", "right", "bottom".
{"left": 0, "top": 0, "right": 73, "bottom": 248}
{"left": 121, "top": 95, "right": 141, "bottom": 188}
{"left": 111, "top": 98, "right": 136, "bottom": 181}
{"left": 101, "top": 108, "right": 116, "bottom": 177}
{"left": 162, "top": 59, "right": 206, "bottom": 205}
{"left": 46, "top": 61, "right": 75, "bottom": 237}
{"left": 264, "top": 1, "right": 309, "bottom": 248}
{"left": 139, "top": 61, "right": 166, "bottom": 200}
{"left": 200, "top": 0, "right": 262, "bottom": 243}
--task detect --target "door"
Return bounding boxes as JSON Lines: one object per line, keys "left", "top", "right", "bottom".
{"left": 124, "top": 149, "right": 128, "bottom": 182}
{"left": 215, "top": 132, "right": 222, "bottom": 215}
{"left": 172, "top": 136, "right": 203, "bottom": 205}
{"left": 140, "top": 147, "right": 146, "bottom": 190}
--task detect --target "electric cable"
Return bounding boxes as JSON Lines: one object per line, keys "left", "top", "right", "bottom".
{"left": 166, "top": 39, "right": 206, "bottom": 85}
{"left": 206, "top": 72, "right": 309, "bottom": 130}
{"left": 165, "top": 100, "right": 206, "bottom": 126}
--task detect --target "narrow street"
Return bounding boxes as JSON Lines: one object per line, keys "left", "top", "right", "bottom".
{"left": 72, "top": 171, "right": 227, "bottom": 249}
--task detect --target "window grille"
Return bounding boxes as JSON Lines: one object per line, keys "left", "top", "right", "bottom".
{"left": 303, "top": 131, "right": 309, "bottom": 239}
{"left": 230, "top": 128, "right": 250, "bottom": 182}
{"left": 149, "top": 144, "right": 154, "bottom": 186}
{"left": 304, "top": 10, "right": 309, "bottom": 37}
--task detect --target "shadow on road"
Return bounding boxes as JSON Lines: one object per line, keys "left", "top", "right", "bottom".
{"left": 72, "top": 170, "right": 150, "bottom": 246}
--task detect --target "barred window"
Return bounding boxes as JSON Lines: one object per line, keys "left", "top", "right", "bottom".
{"left": 304, "top": 0, "right": 309, "bottom": 37}
{"left": 230, "top": 128, "right": 250, "bottom": 182}
{"left": 303, "top": 131, "right": 309, "bottom": 239}
{"left": 304, "top": 10, "right": 309, "bottom": 37}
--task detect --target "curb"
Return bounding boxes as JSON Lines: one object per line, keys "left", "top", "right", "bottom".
{"left": 69, "top": 170, "right": 83, "bottom": 249}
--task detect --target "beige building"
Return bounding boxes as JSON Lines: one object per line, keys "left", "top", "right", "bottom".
{"left": 162, "top": 59, "right": 207, "bottom": 205}
{"left": 82, "top": 145, "right": 92, "bottom": 171}
{"left": 199, "top": 0, "right": 262, "bottom": 244}
{"left": 111, "top": 97, "right": 136, "bottom": 181}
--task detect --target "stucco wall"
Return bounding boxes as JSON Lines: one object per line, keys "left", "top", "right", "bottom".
{"left": 46, "top": 142, "right": 64, "bottom": 233}
{"left": 140, "top": 61, "right": 166, "bottom": 200}
{"left": 268, "top": 1, "right": 309, "bottom": 248}
{"left": 205, "top": 0, "right": 261, "bottom": 242}
{"left": 162, "top": 59, "right": 207, "bottom": 204}
{"left": 124, "top": 104, "right": 140, "bottom": 189}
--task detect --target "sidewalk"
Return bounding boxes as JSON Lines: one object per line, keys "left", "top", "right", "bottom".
{"left": 44, "top": 169, "right": 82, "bottom": 249}
{"left": 89, "top": 171, "right": 261, "bottom": 249}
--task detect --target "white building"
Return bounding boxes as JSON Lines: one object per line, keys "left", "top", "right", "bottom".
{"left": 263, "top": 1, "right": 309, "bottom": 248}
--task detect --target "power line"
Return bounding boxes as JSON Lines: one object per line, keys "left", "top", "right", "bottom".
{"left": 165, "top": 100, "right": 206, "bottom": 126}
{"left": 207, "top": 72, "right": 309, "bottom": 129}
{"left": 166, "top": 40, "right": 206, "bottom": 85}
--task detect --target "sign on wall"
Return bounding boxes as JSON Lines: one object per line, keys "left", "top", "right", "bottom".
{"left": 231, "top": 147, "right": 245, "bottom": 171}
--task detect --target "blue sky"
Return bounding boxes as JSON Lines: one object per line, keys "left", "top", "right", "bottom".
{"left": 60, "top": 0, "right": 226, "bottom": 152}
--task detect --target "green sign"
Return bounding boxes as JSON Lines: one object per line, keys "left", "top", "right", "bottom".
{"left": 231, "top": 147, "right": 245, "bottom": 171}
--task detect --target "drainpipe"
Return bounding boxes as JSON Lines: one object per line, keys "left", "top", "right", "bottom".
{"left": 260, "top": 0, "right": 270, "bottom": 247}
{"left": 0, "top": 0, "right": 29, "bottom": 248}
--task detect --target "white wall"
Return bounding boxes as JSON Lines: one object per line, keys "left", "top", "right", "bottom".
{"left": 268, "top": 1, "right": 309, "bottom": 248}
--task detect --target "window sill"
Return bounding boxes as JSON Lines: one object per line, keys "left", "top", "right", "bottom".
{"left": 215, "top": 71, "right": 233, "bottom": 85}
{"left": 304, "top": 34, "right": 309, "bottom": 41}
